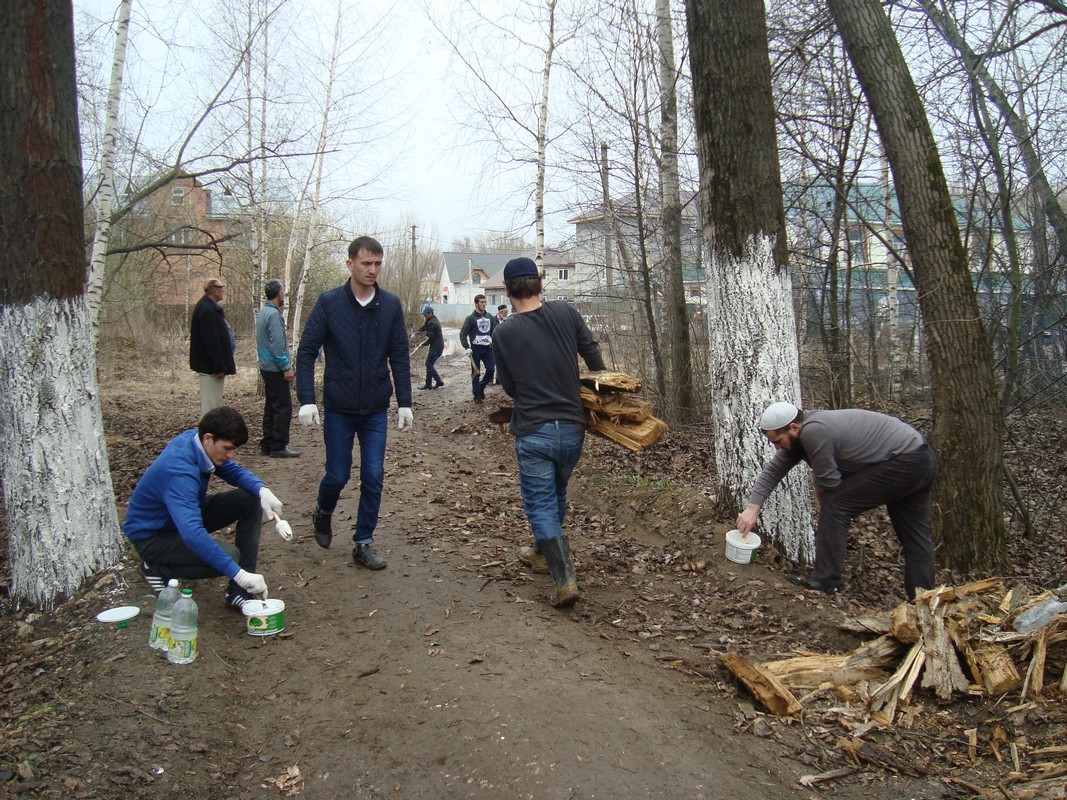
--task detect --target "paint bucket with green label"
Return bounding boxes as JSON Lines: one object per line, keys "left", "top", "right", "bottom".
{"left": 242, "top": 598, "right": 285, "bottom": 636}
{"left": 725, "top": 529, "right": 761, "bottom": 564}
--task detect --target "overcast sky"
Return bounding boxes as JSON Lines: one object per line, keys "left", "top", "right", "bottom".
{"left": 73, "top": 0, "right": 574, "bottom": 253}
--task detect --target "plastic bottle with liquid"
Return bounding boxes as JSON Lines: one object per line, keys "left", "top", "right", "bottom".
{"left": 149, "top": 579, "right": 180, "bottom": 651}
{"left": 167, "top": 588, "right": 199, "bottom": 664}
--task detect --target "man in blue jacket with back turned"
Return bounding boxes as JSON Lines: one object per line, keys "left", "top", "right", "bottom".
{"left": 296, "top": 235, "right": 413, "bottom": 570}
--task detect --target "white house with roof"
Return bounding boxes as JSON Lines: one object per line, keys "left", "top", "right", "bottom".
{"left": 567, "top": 197, "right": 704, "bottom": 307}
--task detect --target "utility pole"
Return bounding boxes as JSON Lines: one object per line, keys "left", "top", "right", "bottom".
{"left": 410, "top": 224, "right": 417, "bottom": 268}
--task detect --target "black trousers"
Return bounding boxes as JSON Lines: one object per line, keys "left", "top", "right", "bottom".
{"left": 133, "top": 489, "right": 261, "bottom": 587}
{"left": 811, "top": 444, "right": 937, "bottom": 600}
{"left": 260, "top": 369, "right": 293, "bottom": 452}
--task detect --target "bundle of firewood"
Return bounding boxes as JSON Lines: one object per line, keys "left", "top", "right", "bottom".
{"left": 721, "top": 578, "right": 1066, "bottom": 723}
{"left": 579, "top": 371, "right": 667, "bottom": 452}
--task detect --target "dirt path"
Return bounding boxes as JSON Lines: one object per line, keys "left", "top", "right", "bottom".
{"left": 3, "top": 352, "right": 956, "bottom": 799}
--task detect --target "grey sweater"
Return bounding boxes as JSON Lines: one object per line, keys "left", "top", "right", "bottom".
{"left": 748, "top": 409, "right": 926, "bottom": 505}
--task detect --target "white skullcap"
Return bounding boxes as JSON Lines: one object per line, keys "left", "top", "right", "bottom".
{"left": 760, "top": 401, "right": 799, "bottom": 431}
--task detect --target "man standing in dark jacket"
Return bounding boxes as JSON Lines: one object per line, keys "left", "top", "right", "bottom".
{"left": 416, "top": 306, "right": 445, "bottom": 390}
{"left": 190, "top": 278, "right": 236, "bottom": 415}
{"left": 493, "top": 257, "right": 606, "bottom": 608}
{"left": 296, "top": 236, "right": 413, "bottom": 570}
{"left": 459, "top": 294, "right": 497, "bottom": 404}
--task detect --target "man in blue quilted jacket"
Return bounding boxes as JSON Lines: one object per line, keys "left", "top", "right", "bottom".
{"left": 295, "top": 236, "right": 414, "bottom": 569}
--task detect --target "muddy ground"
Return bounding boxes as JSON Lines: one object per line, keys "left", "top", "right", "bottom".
{"left": 1, "top": 340, "right": 1065, "bottom": 799}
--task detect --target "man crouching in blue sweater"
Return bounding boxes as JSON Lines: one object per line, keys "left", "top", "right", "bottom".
{"left": 122, "top": 406, "right": 285, "bottom": 609}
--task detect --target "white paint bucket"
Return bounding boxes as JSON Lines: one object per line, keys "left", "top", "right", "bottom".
{"left": 725, "top": 529, "right": 761, "bottom": 564}
{"left": 242, "top": 598, "right": 285, "bottom": 636}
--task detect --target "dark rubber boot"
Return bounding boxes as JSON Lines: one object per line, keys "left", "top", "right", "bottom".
{"left": 312, "top": 509, "right": 333, "bottom": 549}
{"left": 540, "top": 535, "right": 580, "bottom": 608}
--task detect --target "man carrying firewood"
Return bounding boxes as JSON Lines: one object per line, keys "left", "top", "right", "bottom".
{"left": 736, "top": 402, "right": 937, "bottom": 600}
{"left": 492, "top": 256, "right": 606, "bottom": 608}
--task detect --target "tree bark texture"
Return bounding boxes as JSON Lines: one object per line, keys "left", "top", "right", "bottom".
{"left": 686, "top": 0, "right": 814, "bottom": 562}
{"left": 0, "top": 0, "right": 122, "bottom": 605}
{"left": 656, "top": 0, "right": 696, "bottom": 423}
{"left": 827, "top": 0, "right": 1006, "bottom": 571}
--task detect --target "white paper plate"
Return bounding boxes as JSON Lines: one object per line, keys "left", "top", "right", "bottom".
{"left": 96, "top": 606, "right": 140, "bottom": 623}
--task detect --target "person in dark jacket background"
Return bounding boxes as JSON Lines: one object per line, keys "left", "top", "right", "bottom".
{"left": 189, "top": 278, "right": 236, "bottom": 415}
{"left": 256, "top": 279, "right": 297, "bottom": 458}
{"left": 415, "top": 306, "right": 445, "bottom": 390}
{"left": 296, "top": 236, "right": 413, "bottom": 571}
{"left": 459, "top": 294, "right": 497, "bottom": 404}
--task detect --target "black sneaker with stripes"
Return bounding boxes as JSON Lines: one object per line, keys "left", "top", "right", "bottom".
{"left": 139, "top": 561, "right": 165, "bottom": 593}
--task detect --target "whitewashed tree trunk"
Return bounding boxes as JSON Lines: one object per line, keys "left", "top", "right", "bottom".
{"left": 0, "top": 299, "right": 122, "bottom": 605}
{"left": 687, "top": 0, "right": 814, "bottom": 561}
{"left": 703, "top": 238, "right": 814, "bottom": 562}
{"left": 85, "top": 0, "right": 133, "bottom": 333}
{"left": 3, "top": 0, "right": 121, "bottom": 607}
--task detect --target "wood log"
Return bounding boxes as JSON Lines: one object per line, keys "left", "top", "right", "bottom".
{"left": 838, "top": 736, "right": 925, "bottom": 777}
{"left": 579, "top": 386, "right": 650, "bottom": 423}
{"left": 586, "top": 412, "right": 668, "bottom": 452}
{"left": 763, "top": 635, "right": 903, "bottom": 689}
{"left": 946, "top": 617, "right": 1021, "bottom": 695}
{"left": 838, "top": 615, "right": 892, "bottom": 636}
{"left": 579, "top": 371, "right": 643, "bottom": 393}
{"left": 918, "top": 593, "right": 970, "bottom": 700}
{"left": 868, "top": 641, "right": 926, "bottom": 721}
{"left": 1021, "top": 626, "right": 1049, "bottom": 700}
{"left": 720, "top": 652, "right": 802, "bottom": 717}
{"left": 891, "top": 602, "right": 920, "bottom": 644}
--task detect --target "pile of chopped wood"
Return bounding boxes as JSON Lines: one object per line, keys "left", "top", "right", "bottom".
{"left": 722, "top": 579, "right": 1066, "bottom": 721}
{"left": 721, "top": 580, "right": 1066, "bottom": 795}
{"left": 579, "top": 371, "right": 667, "bottom": 452}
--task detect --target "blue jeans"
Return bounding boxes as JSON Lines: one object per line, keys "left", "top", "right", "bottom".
{"left": 515, "top": 422, "right": 585, "bottom": 545}
{"left": 425, "top": 347, "right": 444, "bottom": 387}
{"left": 317, "top": 409, "right": 388, "bottom": 544}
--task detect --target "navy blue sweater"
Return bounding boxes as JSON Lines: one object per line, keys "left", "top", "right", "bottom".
{"left": 296, "top": 282, "right": 412, "bottom": 414}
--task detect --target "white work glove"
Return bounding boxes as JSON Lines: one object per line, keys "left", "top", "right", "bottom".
{"left": 299, "top": 404, "right": 320, "bottom": 426}
{"left": 234, "top": 569, "right": 268, "bottom": 598}
{"left": 397, "top": 407, "right": 413, "bottom": 430}
{"left": 259, "top": 487, "right": 283, "bottom": 521}
{"left": 274, "top": 518, "right": 293, "bottom": 541}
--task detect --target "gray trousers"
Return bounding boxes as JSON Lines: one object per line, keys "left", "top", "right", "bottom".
{"left": 810, "top": 444, "right": 937, "bottom": 600}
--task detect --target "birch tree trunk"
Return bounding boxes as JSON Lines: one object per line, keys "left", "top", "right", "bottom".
{"left": 656, "top": 0, "right": 695, "bottom": 423}
{"left": 289, "top": 0, "right": 342, "bottom": 348}
{"left": 827, "top": 0, "right": 1006, "bottom": 571}
{"left": 1, "top": 0, "right": 122, "bottom": 606}
{"left": 685, "top": 0, "right": 814, "bottom": 561}
{"left": 533, "top": 0, "right": 557, "bottom": 265}
{"left": 85, "top": 0, "right": 133, "bottom": 334}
